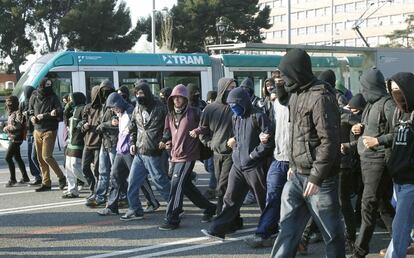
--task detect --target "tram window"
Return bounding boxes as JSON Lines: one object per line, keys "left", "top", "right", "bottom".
{"left": 233, "top": 71, "right": 267, "bottom": 98}
{"left": 162, "top": 71, "right": 201, "bottom": 94}
{"left": 118, "top": 71, "right": 161, "bottom": 101}
{"left": 85, "top": 71, "right": 113, "bottom": 103}
{"left": 46, "top": 72, "right": 73, "bottom": 103}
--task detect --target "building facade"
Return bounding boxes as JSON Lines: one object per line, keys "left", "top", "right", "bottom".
{"left": 259, "top": 0, "right": 414, "bottom": 47}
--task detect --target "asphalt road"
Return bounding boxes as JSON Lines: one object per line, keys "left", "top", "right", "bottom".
{"left": 0, "top": 149, "right": 408, "bottom": 258}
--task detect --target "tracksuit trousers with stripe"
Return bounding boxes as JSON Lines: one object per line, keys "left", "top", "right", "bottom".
{"left": 165, "top": 161, "right": 216, "bottom": 225}
{"left": 106, "top": 153, "right": 158, "bottom": 213}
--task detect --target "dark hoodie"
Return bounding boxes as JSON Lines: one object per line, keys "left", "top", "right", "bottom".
{"left": 118, "top": 85, "right": 130, "bottom": 102}
{"left": 187, "top": 83, "right": 207, "bottom": 111}
{"left": 160, "top": 87, "right": 172, "bottom": 105}
{"left": 97, "top": 80, "right": 118, "bottom": 149}
{"left": 66, "top": 92, "right": 86, "bottom": 158}
{"left": 5, "top": 95, "right": 24, "bottom": 143}
{"left": 80, "top": 86, "right": 102, "bottom": 149}
{"left": 318, "top": 69, "right": 348, "bottom": 108}
{"left": 105, "top": 92, "right": 134, "bottom": 155}
{"left": 279, "top": 48, "right": 341, "bottom": 186}
{"left": 19, "top": 86, "right": 36, "bottom": 136}
{"left": 163, "top": 84, "right": 201, "bottom": 162}
{"left": 357, "top": 67, "right": 396, "bottom": 162}
{"left": 240, "top": 78, "right": 261, "bottom": 107}
{"left": 227, "top": 87, "right": 274, "bottom": 170}
{"left": 129, "top": 82, "right": 167, "bottom": 156}
{"left": 198, "top": 78, "right": 235, "bottom": 155}
{"left": 386, "top": 72, "right": 414, "bottom": 184}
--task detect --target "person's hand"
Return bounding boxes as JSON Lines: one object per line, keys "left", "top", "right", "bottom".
{"left": 83, "top": 122, "right": 90, "bottom": 130}
{"left": 130, "top": 145, "right": 136, "bottom": 155}
{"left": 351, "top": 123, "right": 363, "bottom": 135}
{"left": 36, "top": 114, "right": 44, "bottom": 120}
{"left": 341, "top": 143, "right": 349, "bottom": 154}
{"left": 259, "top": 133, "right": 270, "bottom": 144}
{"left": 287, "top": 168, "right": 294, "bottom": 181}
{"left": 227, "top": 137, "right": 236, "bottom": 149}
{"left": 112, "top": 119, "right": 119, "bottom": 126}
{"left": 304, "top": 182, "right": 320, "bottom": 197}
{"left": 363, "top": 136, "right": 379, "bottom": 149}
{"left": 30, "top": 117, "right": 37, "bottom": 124}
{"left": 189, "top": 129, "right": 198, "bottom": 138}
{"left": 50, "top": 109, "right": 57, "bottom": 117}
{"left": 165, "top": 141, "right": 172, "bottom": 150}
{"left": 159, "top": 142, "right": 166, "bottom": 150}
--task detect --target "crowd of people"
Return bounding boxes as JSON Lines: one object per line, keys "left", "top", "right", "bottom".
{"left": 3, "top": 48, "right": 414, "bottom": 258}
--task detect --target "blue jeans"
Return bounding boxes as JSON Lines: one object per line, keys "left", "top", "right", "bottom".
{"left": 27, "top": 135, "right": 41, "bottom": 179}
{"left": 271, "top": 173, "right": 345, "bottom": 258}
{"left": 385, "top": 183, "right": 414, "bottom": 258}
{"left": 256, "top": 160, "right": 288, "bottom": 238}
{"left": 96, "top": 146, "right": 116, "bottom": 202}
{"left": 203, "top": 158, "right": 216, "bottom": 189}
{"left": 127, "top": 154, "right": 171, "bottom": 214}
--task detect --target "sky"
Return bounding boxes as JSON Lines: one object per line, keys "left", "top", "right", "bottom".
{"left": 124, "top": 0, "right": 177, "bottom": 24}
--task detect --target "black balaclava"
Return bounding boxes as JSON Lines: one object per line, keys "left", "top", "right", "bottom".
{"left": 6, "top": 95, "right": 19, "bottom": 113}
{"left": 118, "top": 85, "right": 130, "bottom": 101}
{"left": 38, "top": 78, "right": 54, "bottom": 97}
{"left": 318, "top": 69, "right": 336, "bottom": 89}
{"left": 187, "top": 83, "right": 201, "bottom": 104}
{"left": 134, "top": 81, "right": 154, "bottom": 107}
{"left": 160, "top": 87, "right": 172, "bottom": 105}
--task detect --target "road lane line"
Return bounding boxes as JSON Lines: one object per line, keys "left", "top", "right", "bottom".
{"left": 0, "top": 200, "right": 84, "bottom": 213}
{"left": 0, "top": 187, "right": 61, "bottom": 197}
{"left": 85, "top": 228, "right": 255, "bottom": 258}
{"left": 0, "top": 201, "right": 85, "bottom": 215}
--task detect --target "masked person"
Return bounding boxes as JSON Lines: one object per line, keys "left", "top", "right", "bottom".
{"left": 30, "top": 78, "right": 66, "bottom": 192}
{"left": 201, "top": 87, "right": 274, "bottom": 240}
{"left": 158, "top": 84, "right": 216, "bottom": 230}
{"left": 120, "top": 81, "right": 170, "bottom": 221}
{"left": 4, "top": 95, "right": 29, "bottom": 187}
{"left": 270, "top": 49, "right": 345, "bottom": 258}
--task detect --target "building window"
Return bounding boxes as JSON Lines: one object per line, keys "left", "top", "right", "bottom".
{"left": 355, "top": 1, "right": 366, "bottom": 10}
{"left": 345, "top": 39, "right": 355, "bottom": 47}
{"left": 345, "top": 20, "right": 355, "bottom": 29}
{"left": 298, "top": 11, "right": 306, "bottom": 20}
{"left": 266, "top": 32, "right": 273, "bottom": 39}
{"left": 291, "top": 29, "right": 297, "bottom": 36}
{"left": 345, "top": 3, "right": 355, "bottom": 12}
{"left": 298, "top": 27, "right": 306, "bottom": 35}
{"left": 335, "top": 4, "right": 344, "bottom": 13}
{"left": 335, "top": 22, "right": 344, "bottom": 30}
{"left": 307, "top": 26, "right": 315, "bottom": 34}
{"left": 306, "top": 9, "right": 315, "bottom": 18}
{"left": 378, "top": 16, "right": 391, "bottom": 26}
{"left": 390, "top": 14, "right": 404, "bottom": 24}
{"left": 316, "top": 24, "right": 325, "bottom": 33}
{"left": 316, "top": 8, "right": 326, "bottom": 16}
{"left": 367, "top": 17, "right": 378, "bottom": 27}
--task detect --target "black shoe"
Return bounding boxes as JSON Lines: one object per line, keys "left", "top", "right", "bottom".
{"left": 29, "top": 178, "right": 42, "bottom": 186}
{"left": 62, "top": 192, "right": 79, "bottom": 199}
{"left": 158, "top": 222, "right": 179, "bottom": 231}
{"left": 18, "top": 178, "right": 30, "bottom": 184}
{"left": 5, "top": 180, "right": 17, "bottom": 187}
{"left": 59, "top": 177, "right": 67, "bottom": 190}
{"left": 201, "top": 229, "right": 225, "bottom": 241}
{"left": 228, "top": 217, "right": 243, "bottom": 233}
{"left": 35, "top": 185, "right": 52, "bottom": 192}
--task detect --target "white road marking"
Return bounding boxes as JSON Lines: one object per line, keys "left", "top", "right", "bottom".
{"left": 0, "top": 200, "right": 85, "bottom": 215}
{"left": 0, "top": 187, "right": 60, "bottom": 197}
{"left": 85, "top": 228, "right": 255, "bottom": 258}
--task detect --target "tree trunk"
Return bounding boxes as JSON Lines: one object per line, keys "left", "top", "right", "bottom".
{"left": 14, "top": 62, "right": 21, "bottom": 81}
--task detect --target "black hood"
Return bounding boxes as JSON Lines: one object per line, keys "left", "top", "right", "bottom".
{"left": 279, "top": 48, "right": 316, "bottom": 92}
{"left": 99, "top": 80, "right": 115, "bottom": 104}
{"left": 318, "top": 69, "right": 336, "bottom": 89}
{"left": 71, "top": 92, "right": 86, "bottom": 107}
{"left": 263, "top": 78, "right": 275, "bottom": 97}
{"left": 118, "top": 85, "right": 130, "bottom": 101}
{"left": 240, "top": 78, "right": 254, "bottom": 96}
{"left": 226, "top": 87, "right": 252, "bottom": 116}
{"left": 348, "top": 93, "right": 367, "bottom": 111}
{"left": 388, "top": 72, "right": 414, "bottom": 113}
{"left": 216, "top": 78, "right": 235, "bottom": 104}
{"left": 135, "top": 81, "right": 154, "bottom": 106}
{"left": 160, "top": 87, "right": 172, "bottom": 104}
{"left": 24, "top": 86, "right": 35, "bottom": 101}
{"left": 360, "top": 67, "right": 387, "bottom": 104}
{"left": 106, "top": 92, "right": 131, "bottom": 112}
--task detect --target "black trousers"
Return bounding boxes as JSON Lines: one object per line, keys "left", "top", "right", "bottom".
{"left": 339, "top": 168, "right": 357, "bottom": 241}
{"left": 354, "top": 160, "right": 395, "bottom": 256}
{"left": 213, "top": 153, "right": 233, "bottom": 215}
{"left": 82, "top": 148, "right": 100, "bottom": 193}
{"left": 209, "top": 164, "right": 267, "bottom": 236}
{"left": 5, "top": 142, "right": 28, "bottom": 181}
{"left": 166, "top": 161, "right": 215, "bottom": 225}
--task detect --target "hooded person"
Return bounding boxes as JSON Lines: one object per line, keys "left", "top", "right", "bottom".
{"left": 117, "top": 85, "right": 131, "bottom": 103}
{"left": 351, "top": 67, "right": 396, "bottom": 258}
{"left": 4, "top": 95, "right": 29, "bottom": 187}
{"left": 269, "top": 48, "right": 345, "bottom": 258}
{"left": 240, "top": 78, "right": 261, "bottom": 107}
{"left": 19, "top": 86, "right": 42, "bottom": 185}
{"left": 384, "top": 72, "right": 414, "bottom": 258}
{"left": 62, "top": 92, "right": 88, "bottom": 198}
{"left": 29, "top": 78, "right": 66, "bottom": 192}
{"left": 318, "top": 69, "right": 348, "bottom": 108}
{"left": 202, "top": 87, "right": 274, "bottom": 240}
{"left": 79, "top": 85, "right": 103, "bottom": 200}
{"left": 336, "top": 80, "right": 353, "bottom": 101}
{"left": 98, "top": 92, "right": 159, "bottom": 217}
{"left": 159, "top": 87, "right": 172, "bottom": 106}
{"left": 158, "top": 84, "right": 216, "bottom": 230}
{"left": 258, "top": 78, "right": 276, "bottom": 125}
{"left": 206, "top": 90, "right": 217, "bottom": 104}
{"left": 120, "top": 81, "right": 171, "bottom": 221}
{"left": 187, "top": 83, "right": 207, "bottom": 111}
{"left": 194, "top": 78, "right": 236, "bottom": 215}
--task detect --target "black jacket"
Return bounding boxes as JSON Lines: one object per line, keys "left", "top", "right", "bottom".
{"left": 386, "top": 72, "right": 414, "bottom": 184}
{"left": 97, "top": 83, "right": 117, "bottom": 149}
{"left": 79, "top": 86, "right": 102, "bottom": 149}
{"left": 66, "top": 92, "right": 86, "bottom": 158}
{"left": 29, "top": 86, "right": 63, "bottom": 132}
{"left": 280, "top": 48, "right": 341, "bottom": 186}
{"left": 227, "top": 87, "right": 274, "bottom": 170}
{"left": 19, "top": 86, "right": 36, "bottom": 136}
{"left": 357, "top": 68, "right": 395, "bottom": 162}
{"left": 199, "top": 78, "right": 234, "bottom": 155}
{"left": 129, "top": 83, "right": 166, "bottom": 156}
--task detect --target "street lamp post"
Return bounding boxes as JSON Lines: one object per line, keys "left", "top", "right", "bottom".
{"left": 216, "top": 17, "right": 227, "bottom": 46}
{"left": 151, "top": 0, "right": 156, "bottom": 53}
